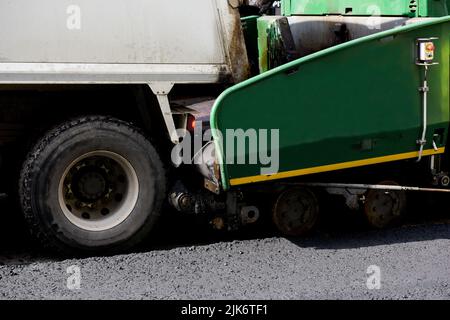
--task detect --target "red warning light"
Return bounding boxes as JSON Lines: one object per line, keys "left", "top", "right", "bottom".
{"left": 187, "top": 115, "right": 196, "bottom": 131}
{"left": 426, "top": 43, "right": 435, "bottom": 52}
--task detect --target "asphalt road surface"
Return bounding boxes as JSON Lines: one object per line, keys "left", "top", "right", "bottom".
{"left": 0, "top": 198, "right": 450, "bottom": 300}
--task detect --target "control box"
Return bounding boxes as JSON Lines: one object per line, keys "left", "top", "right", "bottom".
{"left": 417, "top": 38, "right": 438, "bottom": 64}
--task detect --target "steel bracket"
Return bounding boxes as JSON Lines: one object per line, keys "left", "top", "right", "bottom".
{"left": 325, "top": 187, "right": 366, "bottom": 211}
{"left": 148, "top": 82, "right": 180, "bottom": 144}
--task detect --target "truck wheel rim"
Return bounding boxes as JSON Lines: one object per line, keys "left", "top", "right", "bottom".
{"left": 58, "top": 151, "right": 139, "bottom": 232}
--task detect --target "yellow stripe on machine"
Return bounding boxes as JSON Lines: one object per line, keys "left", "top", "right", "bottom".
{"left": 230, "top": 148, "right": 446, "bottom": 186}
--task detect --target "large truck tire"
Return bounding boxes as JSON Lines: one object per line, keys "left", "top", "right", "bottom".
{"left": 19, "top": 116, "right": 166, "bottom": 255}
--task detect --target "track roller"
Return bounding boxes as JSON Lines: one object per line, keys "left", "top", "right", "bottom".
{"left": 272, "top": 187, "right": 319, "bottom": 237}
{"left": 364, "top": 181, "right": 406, "bottom": 229}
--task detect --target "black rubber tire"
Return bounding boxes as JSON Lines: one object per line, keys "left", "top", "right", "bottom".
{"left": 19, "top": 116, "right": 166, "bottom": 255}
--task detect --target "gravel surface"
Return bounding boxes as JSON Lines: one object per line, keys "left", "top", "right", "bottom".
{"left": 1, "top": 200, "right": 450, "bottom": 300}
{"left": 1, "top": 226, "right": 450, "bottom": 299}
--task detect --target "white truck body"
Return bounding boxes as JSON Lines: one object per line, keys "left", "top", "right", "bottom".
{"left": 0, "top": 0, "right": 249, "bottom": 84}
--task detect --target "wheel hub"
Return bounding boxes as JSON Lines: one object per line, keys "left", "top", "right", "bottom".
{"left": 58, "top": 151, "right": 139, "bottom": 231}
{"left": 73, "top": 167, "right": 108, "bottom": 202}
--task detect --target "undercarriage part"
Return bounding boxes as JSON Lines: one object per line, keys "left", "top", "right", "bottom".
{"left": 210, "top": 216, "right": 226, "bottom": 231}
{"left": 363, "top": 181, "right": 407, "bottom": 229}
{"left": 169, "top": 182, "right": 260, "bottom": 231}
{"left": 428, "top": 153, "right": 450, "bottom": 187}
{"left": 212, "top": 192, "right": 260, "bottom": 231}
{"left": 436, "top": 174, "right": 450, "bottom": 187}
{"left": 293, "top": 182, "right": 450, "bottom": 194}
{"left": 0, "top": 193, "right": 6, "bottom": 200}
{"left": 432, "top": 169, "right": 450, "bottom": 187}
{"left": 204, "top": 179, "right": 221, "bottom": 195}
{"left": 224, "top": 191, "right": 239, "bottom": 231}
{"left": 169, "top": 190, "right": 195, "bottom": 213}
{"left": 292, "top": 181, "right": 447, "bottom": 220}
{"left": 241, "top": 206, "right": 260, "bottom": 225}
{"left": 272, "top": 187, "right": 319, "bottom": 237}
{"left": 168, "top": 181, "right": 225, "bottom": 215}
{"left": 324, "top": 187, "right": 366, "bottom": 211}
{"left": 211, "top": 194, "right": 261, "bottom": 231}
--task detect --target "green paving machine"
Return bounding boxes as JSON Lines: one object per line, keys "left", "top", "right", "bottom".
{"left": 209, "top": 0, "right": 450, "bottom": 234}
{"left": 0, "top": 0, "right": 449, "bottom": 253}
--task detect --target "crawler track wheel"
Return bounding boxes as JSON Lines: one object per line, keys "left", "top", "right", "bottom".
{"left": 364, "top": 181, "right": 406, "bottom": 229}
{"left": 272, "top": 187, "right": 319, "bottom": 237}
